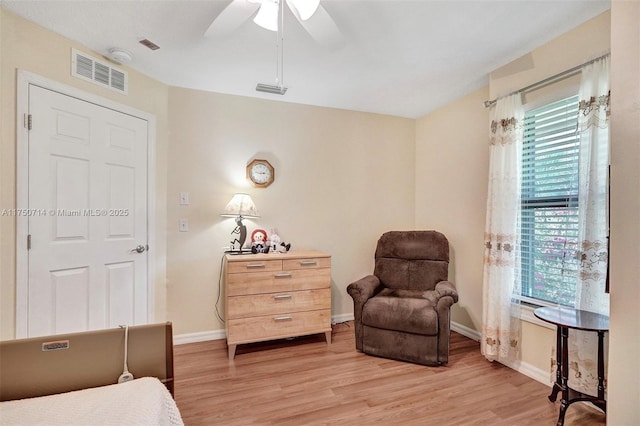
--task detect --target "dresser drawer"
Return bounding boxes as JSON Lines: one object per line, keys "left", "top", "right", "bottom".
{"left": 226, "top": 268, "right": 330, "bottom": 296}
{"left": 227, "top": 259, "right": 282, "bottom": 274}
{"left": 227, "top": 309, "right": 331, "bottom": 345}
{"left": 227, "top": 288, "right": 330, "bottom": 319}
{"left": 282, "top": 257, "right": 330, "bottom": 270}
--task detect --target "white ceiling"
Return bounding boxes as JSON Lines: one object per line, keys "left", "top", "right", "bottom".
{"left": 1, "top": 0, "right": 610, "bottom": 118}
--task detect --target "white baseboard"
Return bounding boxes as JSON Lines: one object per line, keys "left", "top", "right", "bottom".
{"left": 451, "top": 321, "right": 481, "bottom": 341}
{"left": 173, "top": 329, "right": 226, "bottom": 345}
{"left": 499, "top": 358, "right": 553, "bottom": 386}
{"left": 451, "top": 321, "right": 551, "bottom": 387}
{"left": 331, "top": 312, "right": 354, "bottom": 325}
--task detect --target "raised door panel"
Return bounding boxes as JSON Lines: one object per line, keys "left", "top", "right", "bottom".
{"left": 106, "top": 261, "right": 135, "bottom": 326}
{"left": 51, "top": 156, "right": 90, "bottom": 241}
{"left": 106, "top": 164, "right": 136, "bottom": 238}
{"left": 28, "top": 266, "right": 90, "bottom": 337}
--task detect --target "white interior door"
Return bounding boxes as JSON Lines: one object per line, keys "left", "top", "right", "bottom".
{"left": 26, "top": 85, "right": 149, "bottom": 337}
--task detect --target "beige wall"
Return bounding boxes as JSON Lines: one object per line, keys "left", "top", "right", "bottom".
{"left": 415, "top": 86, "right": 489, "bottom": 332}
{"left": 0, "top": 9, "right": 170, "bottom": 339}
{"left": 489, "top": 11, "right": 611, "bottom": 100}
{"left": 167, "top": 87, "right": 416, "bottom": 334}
{"left": 608, "top": 1, "right": 640, "bottom": 424}
{"left": 415, "top": 11, "right": 611, "bottom": 377}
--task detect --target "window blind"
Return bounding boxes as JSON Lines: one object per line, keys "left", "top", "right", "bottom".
{"left": 520, "top": 96, "right": 580, "bottom": 306}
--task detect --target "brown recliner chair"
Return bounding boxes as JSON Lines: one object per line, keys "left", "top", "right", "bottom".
{"left": 347, "top": 230, "right": 458, "bottom": 366}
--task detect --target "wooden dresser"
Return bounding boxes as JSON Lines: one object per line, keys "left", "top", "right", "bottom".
{"left": 224, "top": 250, "right": 332, "bottom": 359}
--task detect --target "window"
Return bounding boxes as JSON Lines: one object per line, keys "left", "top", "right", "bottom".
{"left": 520, "top": 95, "right": 580, "bottom": 307}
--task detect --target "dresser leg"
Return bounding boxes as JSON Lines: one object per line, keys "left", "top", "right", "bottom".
{"left": 325, "top": 331, "right": 332, "bottom": 345}
{"left": 228, "top": 344, "right": 237, "bottom": 360}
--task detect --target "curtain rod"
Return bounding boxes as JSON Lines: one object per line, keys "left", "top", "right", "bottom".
{"left": 483, "top": 52, "right": 610, "bottom": 108}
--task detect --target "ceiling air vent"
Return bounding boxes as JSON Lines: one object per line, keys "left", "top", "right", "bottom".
{"left": 71, "top": 48, "right": 128, "bottom": 94}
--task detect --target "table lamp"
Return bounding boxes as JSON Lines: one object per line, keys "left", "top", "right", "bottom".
{"left": 220, "top": 193, "right": 259, "bottom": 253}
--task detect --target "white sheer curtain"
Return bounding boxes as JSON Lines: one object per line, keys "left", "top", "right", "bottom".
{"left": 481, "top": 93, "right": 523, "bottom": 362}
{"left": 566, "top": 56, "right": 611, "bottom": 396}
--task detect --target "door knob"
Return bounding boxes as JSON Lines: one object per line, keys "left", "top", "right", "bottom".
{"left": 130, "top": 244, "right": 148, "bottom": 254}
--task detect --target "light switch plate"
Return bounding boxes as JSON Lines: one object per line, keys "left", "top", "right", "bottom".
{"left": 179, "top": 219, "right": 189, "bottom": 232}
{"left": 179, "top": 192, "right": 189, "bottom": 205}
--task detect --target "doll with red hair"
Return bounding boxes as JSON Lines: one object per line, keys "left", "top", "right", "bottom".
{"left": 250, "top": 228, "right": 269, "bottom": 254}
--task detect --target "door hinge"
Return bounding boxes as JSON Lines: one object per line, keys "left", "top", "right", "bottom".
{"left": 27, "top": 234, "right": 32, "bottom": 250}
{"left": 24, "top": 114, "right": 32, "bottom": 130}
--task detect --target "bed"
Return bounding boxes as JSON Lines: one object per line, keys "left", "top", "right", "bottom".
{"left": 0, "top": 322, "right": 183, "bottom": 426}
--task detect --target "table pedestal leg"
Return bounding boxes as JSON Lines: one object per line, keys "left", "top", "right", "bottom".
{"left": 597, "top": 330, "right": 606, "bottom": 401}
{"left": 557, "top": 326, "right": 570, "bottom": 426}
{"left": 548, "top": 325, "right": 563, "bottom": 403}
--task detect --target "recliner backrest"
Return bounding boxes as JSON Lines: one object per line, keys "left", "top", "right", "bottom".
{"left": 373, "top": 230, "right": 449, "bottom": 291}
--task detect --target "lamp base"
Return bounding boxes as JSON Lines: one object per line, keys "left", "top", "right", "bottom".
{"left": 224, "top": 249, "right": 252, "bottom": 255}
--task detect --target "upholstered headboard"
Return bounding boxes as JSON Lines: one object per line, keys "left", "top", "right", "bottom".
{"left": 0, "top": 322, "right": 174, "bottom": 401}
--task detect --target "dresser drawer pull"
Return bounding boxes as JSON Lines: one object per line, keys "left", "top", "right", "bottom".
{"left": 274, "top": 273, "right": 292, "bottom": 278}
{"left": 274, "top": 316, "right": 293, "bottom": 322}
{"left": 246, "top": 263, "right": 266, "bottom": 269}
{"left": 300, "top": 260, "right": 318, "bottom": 266}
{"left": 273, "top": 294, "right": 293, "bottom": 300}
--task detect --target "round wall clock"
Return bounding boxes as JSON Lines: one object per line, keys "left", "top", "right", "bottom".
{"left": 246, "top": 159, "right": 275, "bottom": 188}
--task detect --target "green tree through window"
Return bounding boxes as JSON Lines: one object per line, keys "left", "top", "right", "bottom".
{"left": 521, "top": 96, "right": 580, "bottom": 306}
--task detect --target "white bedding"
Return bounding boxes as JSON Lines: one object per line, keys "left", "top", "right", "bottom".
{"left": 0, "top": 377, "right": 183, "bottom": 426}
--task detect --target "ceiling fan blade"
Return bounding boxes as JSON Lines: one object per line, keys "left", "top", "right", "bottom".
{"left": 204, "top": 0, "right": 260, "bottom": 38}
{"left": 287, "top": 0, "right": 320, "bottom": 21}
{"left": 288, "top": 2, "right": 345, "bottom": 49}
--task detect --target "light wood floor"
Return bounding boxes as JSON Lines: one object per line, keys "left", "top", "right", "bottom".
{"left": 173, "top": 322, "right": 606, "bottom": 425}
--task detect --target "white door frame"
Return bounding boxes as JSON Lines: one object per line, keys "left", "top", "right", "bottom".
{"left": 15, "top": 70, "right": 157, "bottom": 338}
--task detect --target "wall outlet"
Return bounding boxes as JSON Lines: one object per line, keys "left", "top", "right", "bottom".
{"left": 179, "top": 219, "right": 189, "bottom": 232}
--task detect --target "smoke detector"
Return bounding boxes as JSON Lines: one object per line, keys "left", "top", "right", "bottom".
{"left": 107, "top": 48, "right": 133, "bottom": 65}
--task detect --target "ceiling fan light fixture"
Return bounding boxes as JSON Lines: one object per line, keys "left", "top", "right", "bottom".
{"left": 288, "top": 0, "right": 319, "bottom": 21}
{"left": 253, "top": 0, "right": 279, "bottom": 31}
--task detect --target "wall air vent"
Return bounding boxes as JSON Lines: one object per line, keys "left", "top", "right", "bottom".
{"left": 71, "top": 48, "right": 128, "bottom": 94}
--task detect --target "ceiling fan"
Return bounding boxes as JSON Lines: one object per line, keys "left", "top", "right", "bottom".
{"left": 204, "top": 0, "right": 344, "bottom": 49}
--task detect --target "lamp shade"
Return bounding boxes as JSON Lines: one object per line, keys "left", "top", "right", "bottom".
{"left": 220, "top": 193, "right": 259, "bottom": 218}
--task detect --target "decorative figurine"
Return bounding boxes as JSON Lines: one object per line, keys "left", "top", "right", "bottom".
{"left": 268, "top": 229, "right": 281, "bottom": 253}
{"left": 250, "top": 228, "right": 269, "bottom": 254}
{"left": 229, "top": 217, "right": 247, "bottom": 252}
{"left": 280, "top": 242, "right": 292, "bottom": 252}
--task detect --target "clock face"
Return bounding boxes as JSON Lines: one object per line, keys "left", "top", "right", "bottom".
{"left": 251, "top": 163, "right": 271, "bottom": 183}
{"left": 247, "top": 159, "right": 274, "bottom": 187}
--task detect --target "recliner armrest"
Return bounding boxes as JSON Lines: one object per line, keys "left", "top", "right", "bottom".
{"left": 347, "top": 275, "right": 384, "bottom": 352}
{"left": 435, "top": 281, "right": 459, "bottom": 303}
{"left": 347, "top": 275, "right": 383, "bottom": 304}
{"left": 423, "top": 281, "right": 459, "bottom": 306}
